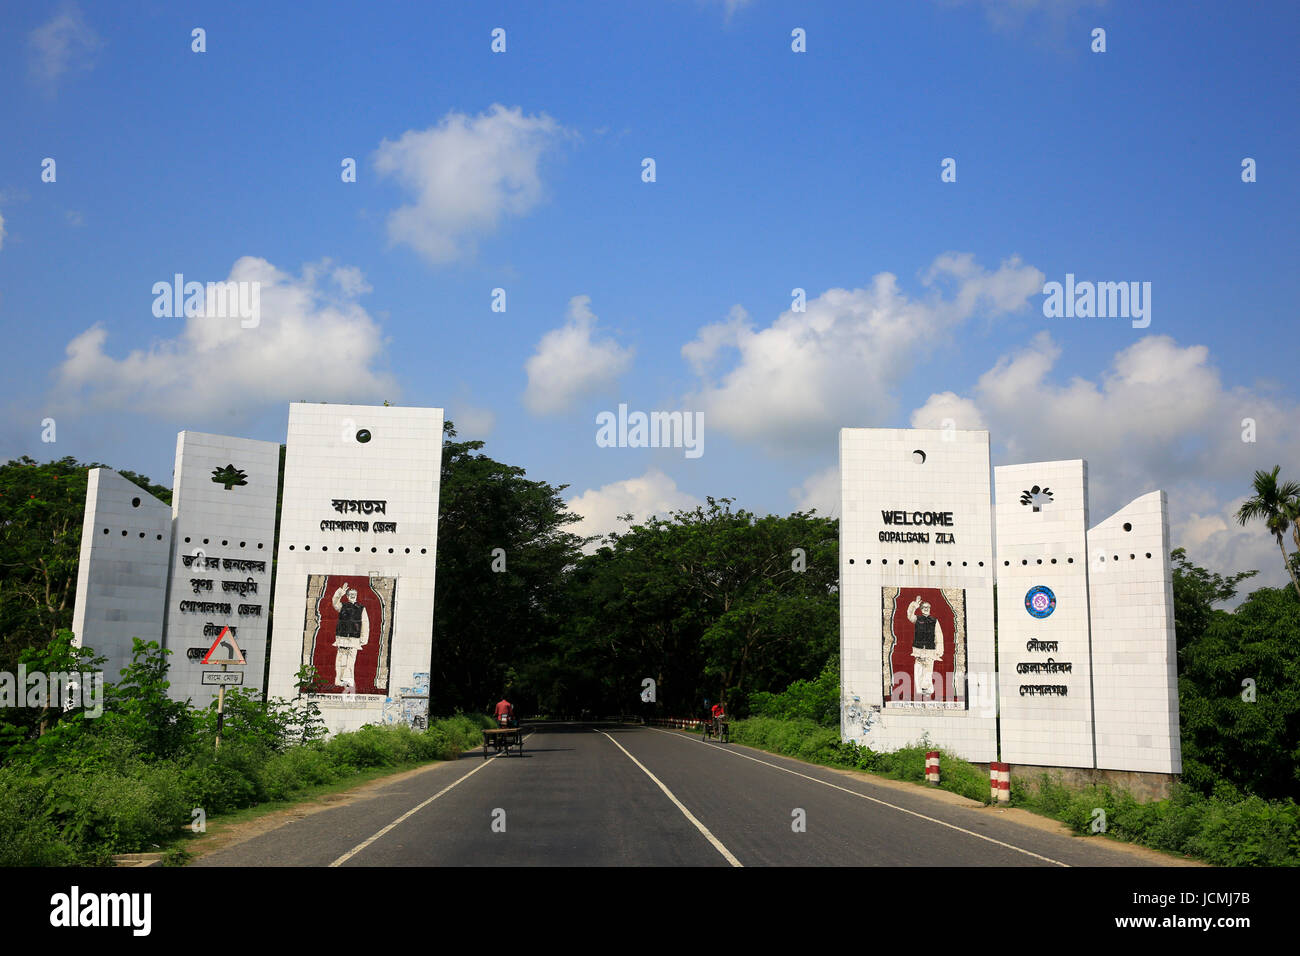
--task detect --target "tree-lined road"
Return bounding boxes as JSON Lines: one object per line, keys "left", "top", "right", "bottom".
{"left": 193, "top": 725, "right": 1181, "bottom": 867}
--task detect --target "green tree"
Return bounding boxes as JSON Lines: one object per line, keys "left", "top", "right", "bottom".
{"left": 1235, "top": 466, "right": 1300, "bottom": 600}
{"left": 430, "top": 422, "right": 585, "bottom": 715}
{"left": 559, "top": 498, "right": 838, "bottom": 715}
{"left": 1178, "top": 583, "right": 1300, "bottom": 799}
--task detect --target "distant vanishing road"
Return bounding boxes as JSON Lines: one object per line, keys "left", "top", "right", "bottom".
{"left": 192, "top": 724, "right": 1183, "bottom": 867}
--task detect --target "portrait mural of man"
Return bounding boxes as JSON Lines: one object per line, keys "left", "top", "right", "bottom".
{"left": 302, "top": 574, "right": 396, "bottom": 695}
{"left": 882, "top": 586, "right": 967, "bottom": 708}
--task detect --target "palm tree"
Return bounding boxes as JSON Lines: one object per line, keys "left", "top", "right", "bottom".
{"left": 1235, "top": 466, "right": 1300, "bottom": 600}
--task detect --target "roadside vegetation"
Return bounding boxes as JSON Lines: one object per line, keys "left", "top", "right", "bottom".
{"left": 0, "top": 634, "right": 492, "bottom": 866}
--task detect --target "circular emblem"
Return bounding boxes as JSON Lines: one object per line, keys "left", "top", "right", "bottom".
{"left": 1025, "top": 585, "right": 1056, "bottom": 618}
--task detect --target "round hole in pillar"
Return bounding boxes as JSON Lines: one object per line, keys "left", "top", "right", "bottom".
{"left": 1050, "top": 558, "right": 1057, "bottom": 564}
{"left": 257, "top": 543, "right": 263, "bottom": 549}
{"left": 138, "top": 532, "right": 145, "bottom": 538}
{"left": 1021, "top": 559, "right": 1028, "bottom": 566}
{"left": 221, "top": 540, "right": 228, "bottom": 546}
{"left": 962, "top": 561, "right": 967, "bottom": 567}
{"left": 1130, "top": 553, "right": 1135, "bottom": 559}
{"left": 239, "top": 541, "right": 245, "bottom": 548}
{"left": 1068, "top": 557, "right": 1074, "bottom": 563}
{"left": 929, "top": 560, "right": 935, "bottom": 566}
{"left": 1003, "top": 561, "right": 1009, "bottom": 567}
{"left": 898, "top": 559, "right": 904, "bottom": 565}
{"left": 102, "top": 528, "right": 109, "bottom": 534}
{"left": 1123, "top": 522, "right": 1132, "bottom": 532}
{"left": 388, "top": 548, "right": 394, "bottom": 554}
{"left": 121, "top": 530, "right": 127, "bottom": 536}
{"left": 1036, "top": 559, "right": 1042, "bottom": 564}
{"left": 421, "top": 548, "right": 427, "bottom": 554}
{"left": 405, "top": 548, "right": 411, "bottom": 554}
{"left": 371, "top": 547, "right": 377, "bottom": 553}
{"left": 912, "top": 449, "right": 926, "bottom": 464}
{"left": 356, "top": 429, "right": 372, "bottom": 443}
{"left": 914, "top": 559, "right": 920, "bottom": 566}
{"left": 338, "top": 547, "right": 344, "bottom": 552}
{"left": 848, "top": 559, "right": 854, "bottom": 564}
{"left": 304, "top": 545, "right": 310, "bottom": 551}
{"left": 946, "top": 561, "right": 952, "bottom": 566}
{"left": 978, "top": 561, "right": 984, "bottom": 567}
{"left": 184, "top": 537, "right": 191, "bottom": 543}
{"left": 289, "top": 545, "right": 295, "bottom": 550}
{"left": 157, "top": 534, "right": 163, "bottom": 540}
{"left": 865, "top": 559, "right": 871, "bottom": 565}
{"left": 203, "top": 538, "right": 209, "bottom": 544}
{"left": 1146, "top": 552, "right": 1152, "bottom": 558}
{"left": 131, "top": 497, "right": 141, "bottom": 508}
{"left": 1113, "top": 554, "right": 1119, "bottom": 561}
{"left": 355, "top": 547, "right": 361, "bottom": 552}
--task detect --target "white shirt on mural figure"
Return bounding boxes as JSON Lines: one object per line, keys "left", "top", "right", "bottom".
{"left": 332, "top": 583, "right": 370, "bottom": 692}
{"left": 907, "top": 596, "right": 944, "bottom": 699}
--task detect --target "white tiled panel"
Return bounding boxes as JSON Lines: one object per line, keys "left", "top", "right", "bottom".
{"left": 162, "top": 432, "right": 281, "bottom": 708}
{"left": 1088, "top": 492, "right": 1181, "bottom": 774}
{"left": 71, "top": 469, "right": 173, "bottom": 679}
{"left": 993, "top": 460, "right": 1095, "bottom": 768}
{"left": 266, "top": 403, "right": 443, "bottom": 735}
{"left": 840, "top": 428, "right": 998, "bottom": 762}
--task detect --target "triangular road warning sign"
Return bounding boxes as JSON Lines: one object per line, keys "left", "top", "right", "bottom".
{"left": 201, "top": 626, "right": 246, "bottom": 664}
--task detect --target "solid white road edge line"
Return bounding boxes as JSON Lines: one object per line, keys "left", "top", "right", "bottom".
{"left": 599, "top": 731, "right": 743, "bottom": 867}
{"left": 646, "top": 726, "right": 1068, "bottom": 867}
{"left": 328, "top": 734, "right": 529, "bottom": 867}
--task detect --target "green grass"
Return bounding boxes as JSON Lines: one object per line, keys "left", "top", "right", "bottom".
{"left": 0, "top": 715, "right": 496, "bottom": 866}
{"left": 724, "top": 716, "right": 992, "bottom": 804}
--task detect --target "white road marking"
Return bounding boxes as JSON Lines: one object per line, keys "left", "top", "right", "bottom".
{"left": 646, "top": 726, "right": 1068, "bottom": 867}
{"left": 599, "top": 731, "right": 743, "bottom": 867}
{"left": 329, "top": 735, "right": 527, "bottom": 867}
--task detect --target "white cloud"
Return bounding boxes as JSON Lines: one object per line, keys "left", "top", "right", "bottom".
{"left": 681, "top": 254, "right": 1043, "bottom": 452}
{"left": 566, "top": 469, "right": 702, "bottom": 549}
{"left": 790, "top": 465, "right": 841, "bottom": 517}
{"left": 911, "top": 331, "right": 1300, "bottom": 591}
{"left": 0, "top": 210, "right": 6, "bottom": 250}
{"left": 450, "top": 402, "right": 496, "bottom": 438}
{"left": 524, "top": 295, "right": 633, "bottom": 415}
{"left": 28, "top": 3, "right": 103, "bottom": 87}
{"left": 374, "top": 104, "right": 567, "bottom": 264}
{"left": 53, "top": 257, "right": 397, "bottom": 420}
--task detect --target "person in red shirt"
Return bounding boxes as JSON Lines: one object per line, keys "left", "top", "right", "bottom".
{"left": 711, "top": 701, "right": 725, "bottom": 719}
{"left": 494, "top": 696, "right": 515, "bottom": 728}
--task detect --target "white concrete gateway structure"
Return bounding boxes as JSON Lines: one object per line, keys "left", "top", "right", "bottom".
{"left": 71, "top": 469, "right": 173, "bottom": 673}
{"left": 162, "top": 432, "right": 280, "bottom": 709}
{"left": 840, "top": 428, "right": 999, "bottom": 761}
{"left": 71, "top": 402, "right": 443, "bottom": 733}
{"left": 840, "top": 427, "right": 1181, "bottom": 777}
{"left": 265, "top": 403, "right": 443, "bottom": 735}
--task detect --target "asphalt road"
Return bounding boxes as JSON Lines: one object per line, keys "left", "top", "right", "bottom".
{"left": 193, "top": 724, "right": 1175, "bottom": 867}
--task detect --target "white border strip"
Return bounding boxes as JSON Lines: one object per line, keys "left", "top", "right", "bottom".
{"left": 647, "top": 727, "right": 1067, "bottom": 867}
{"left": 600, "top": 731, "right": 743, "bottom": 867}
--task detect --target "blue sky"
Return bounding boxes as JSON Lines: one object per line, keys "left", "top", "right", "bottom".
{"left": 2, "top": 0, "right": 1297, "bottom": 589}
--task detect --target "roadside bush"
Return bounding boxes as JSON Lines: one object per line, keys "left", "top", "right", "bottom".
{"left": 0, "top": 768, "right": 76, "bottom": 866}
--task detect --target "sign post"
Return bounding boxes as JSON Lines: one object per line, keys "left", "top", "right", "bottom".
{"left": 200, "top": 626, "right": 247, "bottom": 751}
